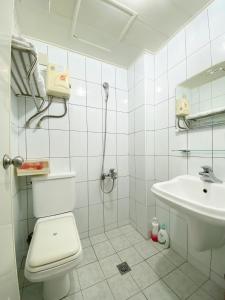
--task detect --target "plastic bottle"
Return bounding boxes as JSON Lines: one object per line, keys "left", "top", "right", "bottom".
{"left": 151, "top": 217, "right": 159, "bottom": 242}
{"left": 157, "top": 224, "right": 170, "bottom": 248}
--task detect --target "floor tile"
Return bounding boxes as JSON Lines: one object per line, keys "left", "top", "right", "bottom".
{"left": 77, "top": 246, "right": 97, "bottom": 268}
{"left": 69, "top": 270, "right": 81, "bottom": 294}
{"left": 65, "top": 291, "right": 84, "bottom": 300}
{"left": 118, "top": 247, "right": 143, "bottom": 267}
{"left": 82, "top": 280, "right": 114, "bottom": 300}
{"left": 99, "top": 254, "right": 122, "bottom": 278}
{"left": 22, "top": 225, "right": 218, "bottom": 300}
{"left": 201, "top": 280, "right": 225, "bottom": 300}
{"left": 134, "top": 240, "right": 158, "bottom": 259}
{"left": 93, "top": 240, "right": 115, "bottom": 260}
{"left": 144, "top": 280, "right": 179, "bottom": 300}
{"left": 125, "top": 231, "right": 145, "bottom": 245}
{"left": 106, "top": 228, "right": 122, "bottom": 239}
{"left": 162, "top": 248, "right": 186, "bottom": 267}
{"left": 128, "top": 292, "right": 147, "bottom": 300}
{"left": 147, "top": 252, "right": 176, "bottom": 277}
{"left": 22, "top": 283, "right": 42, "bottom": 300}
{"left": 107, "top": 273, "right": 139, "bottom": 300}
{"left": 188, "top": 288, "right": 215, "bottom": 300}
{"left": 131, "top": 261, "right": 159, "bottom": 290}
{"left": 163, "top": 269, "right": 198, "bottom": 299}
{"left": 77, "top": 261, "right": 105, "bottom": 290}
{"left": 90, "top": 233, "right": 107, "bottom": 245}
{"left": 149, "top": 240, "right": 165, "bottom": 251}
{"left": 110, "top": 235, "right": 131, "bottom": 251}
{"left": 179, "top": 262, "right": 208, "bottom": 287}
{"left": 81, "top": 238, "right": 91, "bottom": 249}
{"left": 120, "top": 224, "right": 136, "bottom": 235}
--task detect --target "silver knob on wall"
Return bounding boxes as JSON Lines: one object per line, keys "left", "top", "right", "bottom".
{"left": 3, "top": 154, "right": 24, "bottom": 169}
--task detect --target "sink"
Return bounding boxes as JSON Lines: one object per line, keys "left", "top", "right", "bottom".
{"left": 152, "top": 175, "right": 225, "bottom": 251}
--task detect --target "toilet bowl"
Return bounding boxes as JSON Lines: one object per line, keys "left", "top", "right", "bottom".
{"left": 25, "top": 213, "right": 82, "bottom": 300}
{"left": 24, "top": 173, "right": 83, "bottom": 300}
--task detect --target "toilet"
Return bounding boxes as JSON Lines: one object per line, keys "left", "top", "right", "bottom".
{"left": 24, "top": 173, "right": 82, "bottom": 300}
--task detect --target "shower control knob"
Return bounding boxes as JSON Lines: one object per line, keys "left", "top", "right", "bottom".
{"left": 3, "top": 154, "right": 24, "bottom": 169}
{"left": 109, "top": 168, "right": 118, "bottom": 179}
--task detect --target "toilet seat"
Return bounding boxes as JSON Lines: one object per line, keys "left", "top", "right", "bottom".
{"left": 25, "top": 212, "right": 82, "bottom": 277}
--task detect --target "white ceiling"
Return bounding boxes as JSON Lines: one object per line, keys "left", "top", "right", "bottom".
{"left": 15, "top": 0, "right": 213, "bottom": 67}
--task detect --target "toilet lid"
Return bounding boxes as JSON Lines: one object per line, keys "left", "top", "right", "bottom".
{"left": 28, "top": 213, "right": 80, "bottom": 268}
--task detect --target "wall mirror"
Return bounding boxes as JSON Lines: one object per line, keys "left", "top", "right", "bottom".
{"left": 175, "top": 61, "right": 225, "bottom": 130}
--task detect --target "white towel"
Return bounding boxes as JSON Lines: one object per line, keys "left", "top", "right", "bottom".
{"left": 11, "top": 35, "right": 46, "bottom": 98}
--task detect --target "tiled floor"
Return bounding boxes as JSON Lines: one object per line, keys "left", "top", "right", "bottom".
{"left": 19, "top": 225, "right": 225, "bottom": 300}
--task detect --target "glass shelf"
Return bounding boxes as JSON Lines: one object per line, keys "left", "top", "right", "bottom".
{"left": 172, "top": 149, "right": 225, "bottom": 153}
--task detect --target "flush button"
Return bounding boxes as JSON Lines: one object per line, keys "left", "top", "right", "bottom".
{"left": 53, "top": 232, "right": 58, "bottom": 236}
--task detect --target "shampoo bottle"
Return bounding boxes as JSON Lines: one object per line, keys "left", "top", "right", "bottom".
{"left": 157, "top": 224, "right": 170, "bottom": 249}
{"left": 151, "top": 217, "right": 159, "bottom": 242}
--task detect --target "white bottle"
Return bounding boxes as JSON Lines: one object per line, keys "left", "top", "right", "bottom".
{"left": 158, "top": 224, "right": 170, "bottom": 249}
{"left": 151, "top": 217, "right": 159, "bottom": 242}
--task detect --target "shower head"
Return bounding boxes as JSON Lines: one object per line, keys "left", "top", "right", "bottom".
{"left": 103, "top": 82, "right": 109, "bottom": 90}
{"left": 103, "top": 82, "right": 109, "bottom": 101}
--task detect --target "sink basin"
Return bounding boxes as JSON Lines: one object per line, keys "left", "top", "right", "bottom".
{"left": 152, "top": 175, "right": 225, "bottom": 251}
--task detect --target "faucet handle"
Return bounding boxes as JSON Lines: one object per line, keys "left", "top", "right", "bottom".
{"left": 201, "top": 165, "right": 213, "bottom": 173}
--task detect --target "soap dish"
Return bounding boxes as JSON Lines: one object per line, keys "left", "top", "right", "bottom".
{"left": 17, "top": 160, "right": 49, "bottom": 176}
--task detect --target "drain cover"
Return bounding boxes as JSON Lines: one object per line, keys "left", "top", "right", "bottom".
{"left": 117, "top": 262, "right": 131, "bottom": 275}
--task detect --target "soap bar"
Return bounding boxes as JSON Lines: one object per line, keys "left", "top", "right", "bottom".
{"left": 17, "top": 160, "right": 49, "bottom": 176}
{"left": 21, "top": 162, "right": 44, "bottom": 170}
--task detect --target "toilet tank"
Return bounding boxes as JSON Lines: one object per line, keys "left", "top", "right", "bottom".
{"left": 31, "top": 173, "right": 76, "bottom": 218}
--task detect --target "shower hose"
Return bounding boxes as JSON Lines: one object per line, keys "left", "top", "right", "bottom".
{"left": 100, "top": 83, "right": 116, "bottom": 194}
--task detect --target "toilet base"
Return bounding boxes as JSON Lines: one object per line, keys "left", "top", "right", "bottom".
{"left": 43, "top": 273, "right": 70, "bottom": 300}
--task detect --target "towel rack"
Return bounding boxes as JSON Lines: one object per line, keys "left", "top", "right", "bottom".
{"left": 11, "top": 43, "right": 46, "bottom": 112}
{"left": 11, "top": 40, "right": 70, "bottom": 129}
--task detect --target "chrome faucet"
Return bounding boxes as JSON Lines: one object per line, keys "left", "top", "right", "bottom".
{"left": 199, "top": 166, "right": 222, "bottom": 183}
{"left": 101, "top": 168, "right": 118, "bottom": 180}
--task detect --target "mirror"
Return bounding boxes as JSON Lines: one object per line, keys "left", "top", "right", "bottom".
{"left": 175, "top": 61, "right": 225, "bottom": 130}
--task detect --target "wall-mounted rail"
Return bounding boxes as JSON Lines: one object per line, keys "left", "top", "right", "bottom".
{"left": 11, "top": 40, "right": 46, "bottom": 113}
{"left": 10, "top": 36, "right": 69, "bottom": 129}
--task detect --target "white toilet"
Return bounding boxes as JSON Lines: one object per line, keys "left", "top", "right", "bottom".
{"left": 24, "top": 173, "right": 82, "bottom": 300}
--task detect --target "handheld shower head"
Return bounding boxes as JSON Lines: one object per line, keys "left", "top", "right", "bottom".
{"left": 103, "top": 82, "right": 109, "bottom": 90}
{"left": 103, "top": 82, "right": 109, "bottom": 102}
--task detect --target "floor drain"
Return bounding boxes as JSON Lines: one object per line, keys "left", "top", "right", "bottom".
{"left": 117, "top": 262, "right": 131, "bottom": 275}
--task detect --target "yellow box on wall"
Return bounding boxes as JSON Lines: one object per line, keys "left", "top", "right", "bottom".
{"left": 46, "top": 64, "right": 71, "bottom": 99}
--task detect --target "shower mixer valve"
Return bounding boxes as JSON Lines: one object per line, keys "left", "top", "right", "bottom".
{"left": 101, "top": 168, "right": 118, "bottom": 180}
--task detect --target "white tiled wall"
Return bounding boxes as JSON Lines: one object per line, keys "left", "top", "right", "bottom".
{"left": 128, "top": 53, "right": 155, "bottom": 238}
{"left": 14, "top": 40, "right": 129, "bottom": 263}
{"left": 12, "top": 0, "right": 225, "bottom": 290}
{"left": 128, "top": 0, "right": 225, "bottom": 288}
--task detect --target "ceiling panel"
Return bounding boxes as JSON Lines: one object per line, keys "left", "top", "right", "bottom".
{"left": 50, "top": 0, "right": 75, "bottom": 18}
{"left": 76, "top": 0, "right": 131, "bottom": 38}
{"left": 118, "top": 0, "right": 190, "bottom": 36}
{"left": 73, "top": 0, "right": 137, "bottom": 51}
{"left": 124, "top": 19, "right": 166, "bottom": 51}
{"left": 15, "top": 0, "right": 213, "bottom": 67}
{"left": 74, "top": 22, "right": 116, "bottom": 50}
{"left": 171, "top": 0, "right": 212, "bottom": 15}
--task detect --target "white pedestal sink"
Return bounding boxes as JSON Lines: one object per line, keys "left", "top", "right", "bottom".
{"left": 152, "top": 175, "right": 225, "bottom": 251}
